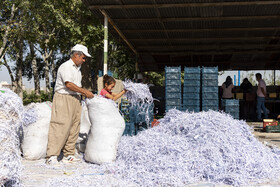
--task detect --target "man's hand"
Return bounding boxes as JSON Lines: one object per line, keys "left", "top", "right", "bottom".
{"left": 84, "top": 89, "right": 94, "bottom": 98}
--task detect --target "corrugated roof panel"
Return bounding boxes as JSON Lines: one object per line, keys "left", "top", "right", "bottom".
{"left": 121, "top": 0, "right": 153, "bottom": 4}
{"left": 223, "top": 4, "right": 280, "bottom": 16}
{"left": 117, "top": 21, "right": 163, "bottom": 30}
{"left": 125, "top": 8, "right": 157, "bottom": 18}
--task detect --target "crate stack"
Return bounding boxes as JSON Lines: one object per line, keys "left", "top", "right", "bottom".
{"left": 165, "top": 66, "right": 182, "bottom": 111}
{"left": 120, "top": 99, "right": 136, "bottom": 136}
{"left": 201, "top": 66, "right": 219, "bottom": 111}
{"left": 135, "top": 103, "right": 154, "bottom": 131}
{"left": 221, "top": 99, "right": 239, "bottom": 119}
{"left": 183, "top": 67, "right": 201, "bottom": 112}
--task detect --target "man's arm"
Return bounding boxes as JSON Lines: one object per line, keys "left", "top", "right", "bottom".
{"left": 65, "top": 81, "right": 94, "bottom": 98}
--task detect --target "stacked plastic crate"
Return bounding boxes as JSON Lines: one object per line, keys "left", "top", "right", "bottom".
{"left": 183, "top": 67, "right": 201, "bottom": 112}
{"left": 120, "top": 99, "right": 136, "bottom": 136}
{"left": 201, "top": 66, "right": 219, "bottom": 111}
{"left": 221, "top": 99, "right": 240, "bottom": 119}
{"left": 165, "top": 66, "right": 182, "bottom": 111}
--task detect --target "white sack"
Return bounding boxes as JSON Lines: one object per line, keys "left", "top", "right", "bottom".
{"left": 84, "top": 96, "right": 125, "bottom": 164}
{"left": 76, "top": 101, "right": 91, "bottom": 153}
{"left": 21, "top": 102, "right": 52, "bottom": 160}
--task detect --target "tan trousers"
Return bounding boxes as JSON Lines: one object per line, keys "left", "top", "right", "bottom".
{"left": 46, "top": 93, "right": 82, "bottom": 158}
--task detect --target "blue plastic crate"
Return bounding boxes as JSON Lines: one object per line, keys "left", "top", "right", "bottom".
{"left": 224, "top": 106, "right": 239, "bottom": 113}
{"left": 202, "top": 92, "right": 218, "bottom": 100}
{"left": 183, "top": 92, "right": 200, "bottom": 99}
{"left": 201, "top": 66, "right": 218, "bottom": 74}
{"left": 184, "top": 79, "right": 200, "bottom": 86}
{"left": 166, "top": 92, "right": 182, "bottom": 99}
{"left": 184, "top": 66, "right": 201, "bottom": 74}
{"left": 166, "top": 98, "right": 182, "bottom": 106}
{"left": 165, "top": 86, "right": 181, "bottom": 93}
{"left": 165, "top": 72, "right": 181, "bottom": 80}
{"left": 202, "top": 86, "right": 218, "bottom": 93}
{"left": 221, "top": 99, "right": 239, "bottom": 106}
{"left": 182, "top": 105, "right": 200, "bottom": 112}
{"left": 184, "top": 86, "right": 200, "bottom": 93}
{"left": 202, "top": 99, "right": 219, "bottom": 106}
{"left": 184, "top": 73, "right": 200, "bottom": 80}
{"left": 202, "top": 105, "right": 218, "bottom": 111}
{"left": 202, "top": 73, "right": 218, "bottom": 79}
{"left": 165, "top": 66, "right": 181, "bottom": 73}
{"left": 165, "top": 79, "right": 181, "bottom": 86}
{"left": 183, "top": 99, "right": 200, "bottom": 106}
{"left": 123, "top": 122, "right": 136, "bottom": 136}
{"left": 202, "top": 79, "right": 218, "bottom": 86}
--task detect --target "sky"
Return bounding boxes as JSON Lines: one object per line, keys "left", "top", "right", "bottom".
{"left": 0, "top": 65, "right": 279, "bottom": 88}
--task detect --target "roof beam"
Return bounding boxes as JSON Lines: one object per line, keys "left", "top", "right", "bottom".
{"left": 99, "top": 9, "right": 138, "bottom": 55}
{"left": 114, "top": 15, "right": 280, "bottom": 22}
{"left": 131, "top": 36, "right": 280, "bottom": 42}
{"left": 123, "top": 27, "right": 280, "bottom": 33}
{"left": 89, "top": 1, "right": 280, "bottom": 9}
{"left": 136, "top": 44, "right": 280, "bottom": 51}
{"left": 142, "top": 50, "right": 280, "bottom": 55}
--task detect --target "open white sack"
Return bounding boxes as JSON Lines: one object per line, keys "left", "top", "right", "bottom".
{"left": 76, "top": 101, "right": 91, "bottom": 153}
{"left": 85, "top": 96, "right": 125, "bottom": 164}
{"left": 21, "top": 102, "right": 52, "bottom": 160}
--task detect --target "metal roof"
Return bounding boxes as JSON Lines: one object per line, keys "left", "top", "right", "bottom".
{"left": 83, "top": 0, "right": 280, "bottom": 72}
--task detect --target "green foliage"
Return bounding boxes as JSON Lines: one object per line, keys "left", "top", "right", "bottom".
{"left": 143, "top": 72, "right": 165, "bottom": 86}
{"left": 23, "top": 90, "right": 53, "bottom": 105}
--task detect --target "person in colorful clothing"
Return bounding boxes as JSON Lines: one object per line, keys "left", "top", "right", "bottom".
{"left": 100, "top": 74, "right": 126, "bottom": 101}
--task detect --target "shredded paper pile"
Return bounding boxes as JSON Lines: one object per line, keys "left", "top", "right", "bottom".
{"left": 48, "top": 109, "right": 280, "bottom": 186}
{"left": 0, "top": 88, "right": 23, "bottom": 186}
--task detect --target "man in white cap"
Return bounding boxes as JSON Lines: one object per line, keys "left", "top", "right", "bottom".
{"left": 46, "top": 44, "right": 94, "bottom": 165}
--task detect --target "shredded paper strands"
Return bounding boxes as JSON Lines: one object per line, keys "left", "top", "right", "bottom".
{"left": 123, "top": 80, "right": 154, "bottom": 124}
{"left": 0, "top": 88, "right": 23, "bottom": 186}
{"left": 49, "top": 109, "right": 280, "bottom": 187}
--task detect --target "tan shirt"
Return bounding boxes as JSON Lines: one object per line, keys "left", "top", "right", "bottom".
{"left": 55, "top": 59, "right": 82, "bottom": 95}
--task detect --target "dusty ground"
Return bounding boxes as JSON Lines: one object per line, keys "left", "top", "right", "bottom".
{"left": 21, "top": 122, "right": 280, "bottom": 187}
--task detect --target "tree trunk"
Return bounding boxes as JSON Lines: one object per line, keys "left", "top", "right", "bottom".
{"left": 50, "top": 54, "right": 56, "bottom": 84}
{"left": 29, "top": 42, "right": 40, "bottom": 96}
{"left": 15, "top": 38, "right": 24, "bottom": 99}
{"left": 3, "top": 56, "right": 16, "bottom": 91}
{"left": 43, "top": 48, "right": 53, "bottom": 96}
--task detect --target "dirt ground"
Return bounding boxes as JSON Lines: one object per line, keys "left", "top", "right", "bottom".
{"left": 21, "top": 122, "right": 280, "bottom": 187}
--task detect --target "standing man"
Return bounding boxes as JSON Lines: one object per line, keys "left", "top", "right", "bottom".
{"left": 46, "top": 44, "right": 94, "bottom": 165}
{"left": 256, "top": 73, "right": 267, "bottom": 121}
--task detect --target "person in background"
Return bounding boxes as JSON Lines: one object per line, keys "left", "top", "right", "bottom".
{"left": 100, "top": 74, "right": 126, "bottom": 101}
{"left": 256, "top": 73, "right": 267, "bottom": 121}
{"left": 240, "top": 78, "right": 254, "bottom": 121}
{"left": 46, "top": 44, "right": 94, "bottom": 165}
{"left": 240, "top": 78, "right": 253, "bottom": 93}
{"left": 221, "top": 76, "right": 234, "bottom": 99}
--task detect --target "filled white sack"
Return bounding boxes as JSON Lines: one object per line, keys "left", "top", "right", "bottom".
{"left": 21, "top": 102, "right": 52, "bottom": 160}
{"left": 85, "top": 96, "right": 125, "bottom": 164}
{"left": 76, "top": 101, "right": 91, "bottom": 153}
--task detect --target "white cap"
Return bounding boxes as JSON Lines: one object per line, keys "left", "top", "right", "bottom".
{"left": 71, "top": 44, "right": 91, "bottom": 57}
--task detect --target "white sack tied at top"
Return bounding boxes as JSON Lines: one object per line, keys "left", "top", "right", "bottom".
{"left": 76, "top": 101, "right": 91, "bottom": 153}
{"left": 84, "top": 96, "right": 125, "bottom": 164}
{"left": 21, "top": 102, "right": 52, "bottom": 160}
